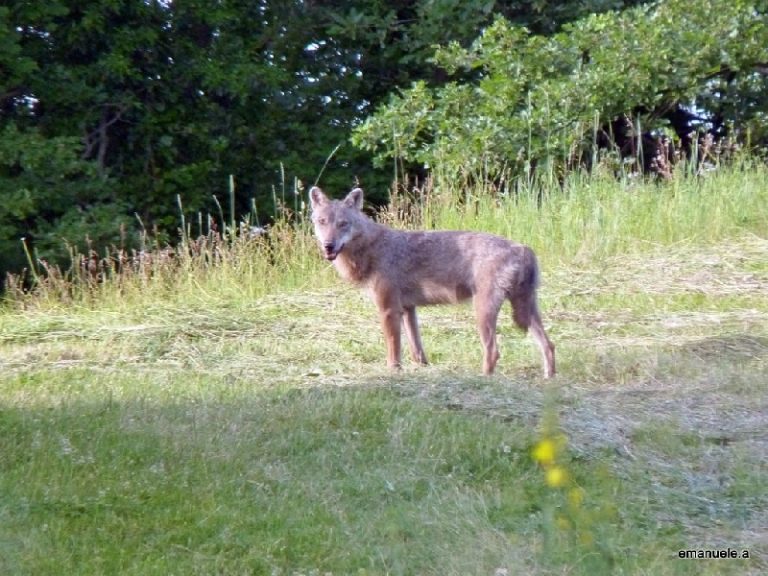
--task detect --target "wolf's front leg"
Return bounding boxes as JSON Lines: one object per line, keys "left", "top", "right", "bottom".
{"left": 378, "top": 306, "right": 402, "bottom": 369}
{"left": 372, "top": 284, "right": 403, "bottom": 369}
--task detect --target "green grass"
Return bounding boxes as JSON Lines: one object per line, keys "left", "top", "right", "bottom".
{"left": 1, "top": 164, "right": 767, "bottom": 574}
{"left": 422, "top": 163, "right": 768, "bottom": 263}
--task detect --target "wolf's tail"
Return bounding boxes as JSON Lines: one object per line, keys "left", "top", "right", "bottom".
{"left": 510, "top": 247, "right": 541, "bottom": 331}
{"left": 522, "top": 246, "right": 541, "bottom": 291}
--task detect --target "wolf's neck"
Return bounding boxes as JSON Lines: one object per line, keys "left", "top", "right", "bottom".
{"left": 333, "top": 223, "right": 389, "bottom": 284}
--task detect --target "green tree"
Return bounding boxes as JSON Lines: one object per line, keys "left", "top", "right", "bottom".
{"left": 0, "top": 0, "right": 661, "bottom": 287}
{"left": 1, "top": 4, "right": 121, "bottom": 283}
{"left": 353, "top": 0, "right": 768, "bottom": 181}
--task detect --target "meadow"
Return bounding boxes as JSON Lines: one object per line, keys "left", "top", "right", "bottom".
{"left": 1, "top": 163, "right": 767, "bottom": 575}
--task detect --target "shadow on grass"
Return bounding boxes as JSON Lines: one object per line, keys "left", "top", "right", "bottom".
{"left": 1, "top": 363, "right": 763, "bottom": 575}
{"left": 0, "top": 375, "right": 544, "bottom": 575}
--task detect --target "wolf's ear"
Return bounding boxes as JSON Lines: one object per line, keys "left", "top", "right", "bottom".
{"left": 344, "top": 188, "right": 364, "bottom": 210}
{"left": 309, "top": 186, "right": 327, "bottom": 209}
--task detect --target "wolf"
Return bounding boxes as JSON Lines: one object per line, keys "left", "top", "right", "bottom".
{"left": 309, "top": 186, "right": 555, "bottom": 377}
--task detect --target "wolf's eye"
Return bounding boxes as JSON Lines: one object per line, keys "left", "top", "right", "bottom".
{"left": 338, "top": 220, "right": 349, "bottom": 228}
{"left": 316, "top": 217, "right": 327, "bottom": 225}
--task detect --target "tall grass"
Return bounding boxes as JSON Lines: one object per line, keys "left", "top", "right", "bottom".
{"left": 4, "top": 159, "right": 766, "bottom": 312}
{"left": 4, "top": 221, "right": 331, "bottom": 313}
{"left": 421, "top": 160, "right": 767, "bottom": 263}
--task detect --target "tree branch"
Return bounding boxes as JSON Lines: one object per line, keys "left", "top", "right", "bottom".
{"left": 81, "top": 103, "right": 128, "bottom": 170}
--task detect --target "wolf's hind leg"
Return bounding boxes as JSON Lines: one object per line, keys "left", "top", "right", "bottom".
{"left": 474, "top": 291, "right": 504, "bottom": 375}
{"left": 510, "top": 294, "right": 555, "bottom": 378}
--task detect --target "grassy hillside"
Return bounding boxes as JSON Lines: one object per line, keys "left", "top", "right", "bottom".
{"left": 1, "top": 165, "right": 767, "bottom": 575}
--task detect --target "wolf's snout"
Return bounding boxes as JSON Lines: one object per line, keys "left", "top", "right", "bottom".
{"left": 323, "top": 242, "right": 339, "bottom": 260}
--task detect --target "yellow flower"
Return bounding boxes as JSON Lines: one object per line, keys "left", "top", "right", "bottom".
{"left": 545, "top": 466, "right": 567, "bottom": 488}
{"left": 555, "top": 515, "right": 571, "bottom": 531}
{"left": 532, "top": 439, "right": 556, "bottom": 465}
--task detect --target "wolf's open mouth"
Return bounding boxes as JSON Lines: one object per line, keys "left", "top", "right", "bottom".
{"left": 324, "top": 244, "right": 343, "bottom": 260}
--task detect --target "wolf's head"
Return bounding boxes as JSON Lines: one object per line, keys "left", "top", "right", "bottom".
{"left": 309, "top": 186, "right": 365, "bottom": 261}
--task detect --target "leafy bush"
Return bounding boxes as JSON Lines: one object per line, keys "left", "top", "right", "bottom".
{"left": 353, "top": 0, "right": 768, "bottom": 180}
